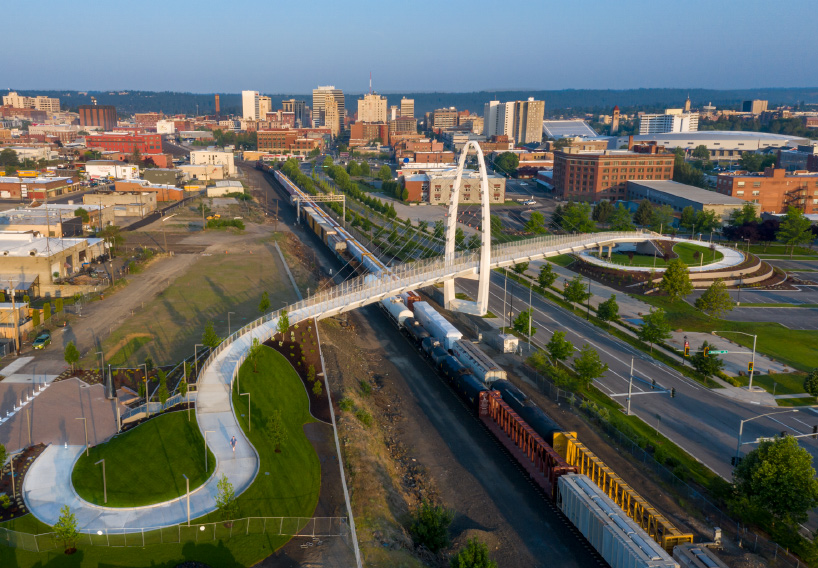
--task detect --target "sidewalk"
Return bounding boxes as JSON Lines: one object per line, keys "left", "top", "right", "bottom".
{"left": 22, "top": 322, "right": 269, "bottom": 532}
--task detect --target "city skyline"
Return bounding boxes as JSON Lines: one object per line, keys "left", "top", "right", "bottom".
{"left": 2, "top": 0, "right": 815, "bottom": 93}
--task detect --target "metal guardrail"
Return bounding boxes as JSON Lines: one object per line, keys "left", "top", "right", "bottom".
{"left": 0, "top": 516, "right": 349, "bottom": 552}
{"left": 121, "top": 392, "right": 198, "bottom": 420}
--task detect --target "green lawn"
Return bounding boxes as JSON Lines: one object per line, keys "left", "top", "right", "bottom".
{"left": 606, "top": 242, "right": 722, "bottom": 268}
{"left": 747, "top": 244, "right": 816, "bottom": 256}
{"left": 1, "top": 348, "right": 321, "bottom": 567}
{"left": 81, "top": 237, "right": 298, "bottom": 367}
{"left": 72, "top": 411, "right": 215, "bottom": 507}
{"left": 547, "top": 254, "right": 575, "bottom": 267}
{"left": 733, "top": 372, "right": 807, "bottom": 396}
{"left": 636, "top": 295, "right": 818, "bottom": 372}
{"left": 777, "top": 397, "right": 818, "bottom": 407}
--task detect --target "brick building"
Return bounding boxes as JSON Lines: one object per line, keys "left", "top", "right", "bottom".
{"left": 349, "top": 122, "right": 389, "bottom": 147}
{"left": 0, "top": 176, "right": 80, "bottom": 200}
{"left": 257, "top": 130, "right": 323, "bottom": 155}
{"left": 85, "top": 133, "right": 163, "bottom": 154}
{"left": 715, "top": 167, "right": 818, "bottom": 214}
{"left": 552, "top": 143, "right": 674, "bottom": 202}
{"left": 79, "top": 106, "right": 117, "bottom": 130}
{"left": 134, "top": 112, "right": 163, "bottom": 127}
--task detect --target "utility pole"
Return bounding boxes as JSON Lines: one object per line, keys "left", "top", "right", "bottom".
{"left": 9, "top": 279, "right": 19, "bottom": 355}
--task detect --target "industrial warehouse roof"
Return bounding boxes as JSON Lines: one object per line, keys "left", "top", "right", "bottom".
{"left": 542, "top": 120, "right": 599, "bottom": 139}
{"left": 614, "top": 131, "right": 810, "bottom": 149}
{"left": 213, "top": 180, "right": 243, "bottom": 188}
{"left": 0, "top": 232, "right": 104, "bottom": 257}
{"left": 628, "top": 180, "right": 747, "bottom": 205}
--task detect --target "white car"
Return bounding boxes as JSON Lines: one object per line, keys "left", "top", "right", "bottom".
{"left": 523, "top": 200, "right": 537, "bottom": 206}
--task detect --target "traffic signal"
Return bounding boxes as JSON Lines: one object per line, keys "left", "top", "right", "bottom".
{"left": 731, "top": 456, "right": 743, "bottom": 466}
{"left": 651, "top": 379, "right": 656, "bottom": 390}
{"left": 748, "top": 361, "right": 754, "bottom": 373}
{"left": 813, "top": 425, "right": 818, "bottom": 440}
{"left": 684, "top": 343, "right": 690, "bottom": 357}
{"left": 670, "top": 388, "right": 676, "bottom": 398}
{"left": 703, "top": 346, "right": 710, "bottom": 358}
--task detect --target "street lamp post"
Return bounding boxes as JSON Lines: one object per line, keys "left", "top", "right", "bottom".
{"left": 735, "top": 409, "right": 799, "bottom": 464}
{"left": 75, "top": 417, "right": 88, "bottom": 457}
{"left": 142, "top": 363, "right": 150, "bottom": 418}
{"left": 194, "top": 344, "right": 204, "bottom": 381}
{"left": 203, "top": 430, "right": 215, "bottom": 472}
{"left": 9, "top": 450, "right": 23, "bottom": 498}
{"left": 96, "top": 351, "right": 105, "bottom": 382}
{"left": 95, "top": 459, "right": 107, "bottom": 504}
{"left": 227, "top": 312, "right": 235, "bottom": 336}
{"left": 161, "top": 213, "right": 178, "bottom": 253}
{"left": 182, "top": 474, "right": 190, "bottom": 526}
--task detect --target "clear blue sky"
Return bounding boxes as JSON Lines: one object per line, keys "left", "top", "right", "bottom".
{"left": 3, "top": 0, "right": 814, "bottom": 93}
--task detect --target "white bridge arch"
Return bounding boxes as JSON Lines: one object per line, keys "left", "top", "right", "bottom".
{"left": 442, "top": 140, "right": 492, "bottom": 316}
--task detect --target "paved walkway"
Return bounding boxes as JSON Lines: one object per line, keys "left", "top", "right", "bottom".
{"left": 577, "top": 237, "right": 744, "bottom": 272}
{"left": 22, "top": 321, "right": 272, "bottom": 532}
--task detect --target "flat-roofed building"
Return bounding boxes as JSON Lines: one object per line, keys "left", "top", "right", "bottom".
{"left": 78, "top": 105, "right": 117, "bottom": 130}
{"left": 0, "top": 231, "right": 107, "bottom": 284}
{"left": 357, "top": 93, "right": 387, "bottom": 123}
{"left": 628, "top": 180, "right": 756, "bottom": 223}
{"left": 312, "top": 86, "right": 345, "bottom": 134}
{"left": 715, "top": 167, "right": 818, "bottom": 214}
{"left": 639, "top": 110, "right": 699, "bottom": 135}
{"left": 83, "top": 191, "right": 156, "bottom": 217}
{"left": 400, "top": 97, "right": 414, "bottom": 119}
{"left": 84, "top": 161, "right": 140, "bottom": 180}
{"left": 349, "top": 122, "right": 388, "bottom": 147}
{"left": 611, "top": 131, "right": 809, "bottom": 161}
{"left": 553, "top": 143, "right": 675, "bottom": 202}
{"left": 281, "top": 99, "right": 307, "bottom": 126}
{"left": 0, "top": 176, "right": 80, "bottom": 200}
{"left": 402, "top": 169, "right": 506, "bottom": 204}
{"left": 85, "top": 132, "right": 163, "bottom": 155}
{"left": 189, "top": 149, "right": 236, "bottom": 176}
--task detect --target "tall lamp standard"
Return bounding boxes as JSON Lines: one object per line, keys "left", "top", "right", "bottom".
{"left": 735, "top": 409, "right": 799, "bottom": 464}
{"left": 181, "top": 474, "right": 190, "bottom": 526}
{"left": 227, "top": 312, "right": 235, "bottom": 337}
{"left": 713, "top": 330, "right": 758, "bottom": 390}
{"left": 95, "top": 459, "right": 107, "bottom": 504}
{"left": 161, "top": 213, "right": 178, "bottom": 253}
{"left": 194, "top": 344, "right": 204, "bottom": 381}
{"left": 75, "top": 417, "right": 88, "bottom": 457}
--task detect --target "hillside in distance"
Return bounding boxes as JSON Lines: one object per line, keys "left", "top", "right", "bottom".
{"left": 16, "top": 87, "right": 818, "bottom": 118}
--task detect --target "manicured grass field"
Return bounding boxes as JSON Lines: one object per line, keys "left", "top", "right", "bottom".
{"left": 547, "top": 254, "right": 575, "bottom": 267}
{"left": 72, "top": 411, "right": 215, "bottom": 507}
{"left": 733, "top": 372, "right": 807, "bottom": 396}
{"left": 776, "top": 397, "right": 817, "bottom": 407}
{"left": 636, "top": 295, "right": 818, "bottom": 372}
{"left": 606, "top": 242, "right": 722, "bottom": 268}
{"left": 747, "top": 244, "right": 816, "bottom": 256}
{"left": 1, "top": 348, "right": 322, "bottom": 567}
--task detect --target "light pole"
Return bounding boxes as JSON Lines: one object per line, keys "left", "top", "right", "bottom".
{"left": 203, "top": 430, "right": 215, "bottom": 472}
{"left": 161, "top": 213, "right": 178, "bottom": 253}
{"left": 527, "top": 281, "right": 532, "bottom": 351}
{"left": 194, "top": 344, "right": 204, "bottom": 381}
{"left": 75, "top": 417, "right": 88, "bottom": 457}
{"left": 240, "top": 392, "right": 250, "bottom": 432}
{"left": 713, "top": 330, "right": 758, "bottom": 390}
{"left": 227, "top": 312, "right": 235, "bottom": 336}
{"left": 142, "top": 363, "right": 150, "bottom": 417}
{"left": 9, "top": 449, "right": 23, "bottom": 498}
{"left": 182, "top": 474, "right": 190, "bottom": 526}
{"left": 95, "top": 459, "right": 107, "bottom": 504}
{"left": 96, "top": 351, "right": 105, "bottom": 383}
{"left": 735, "top": 409, "right": 798, "bottom": 464}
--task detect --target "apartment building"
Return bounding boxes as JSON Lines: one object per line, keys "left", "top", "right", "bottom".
{"left": 639, "top": 109, "right": 699, "bottom": 135}
{"left": 428, "top": 108, "right": 458, "bottom": 131}
{"left": 85, "top": 132, "right": 163, "bottom": 154}
{"left": 400, "top": 97, "right": 415, "bottom": 119}
{"left": 2, "top": 92, "right": 60, "bottom": 113}
{"left": 742, "top": 100, "right": 768, "bottom": 115}
{"left": 357, "top": 94, "right": 387, "bottom": 123}
{"left": 715, "top": 167, "right": 818, "bottom": 214}
{"left": 553, "top": 143, "right": 674, "bottom": 202}
{"left": 402, "top": 169, "right": 506, "bottom": 204}
{"left": 281, "top": 99, "right": 307, "bottom": 126}
{"left": 312, "top": 86, "right": 345, "bottom": 134}
{"left": 242, "top": 91, "right": 260, "bottom": 120}
{"left": 349, "top": 122, "right": 389, "bottom": 148}
{"left": 483, "top": 98, "right": 545, "bottom": 144}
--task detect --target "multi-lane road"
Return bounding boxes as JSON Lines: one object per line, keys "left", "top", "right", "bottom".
{"left": 458, "top": 273, "right": 818, "bottom": 481}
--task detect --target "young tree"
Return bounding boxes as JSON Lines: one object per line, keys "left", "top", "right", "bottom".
{"left": 563, "top": 275, "right": 591, "bottom": 310}
{"left": 690, "top": 341, "right": 725, "bottom": 376}
{"left": 307, "top": 364, "right": 316, "bottom": 383}
{"left": 433, "top": 220, "right": 445, "bottom": 239}
{"left": 43, "top": 302, "right": 51, "bottom": 321}
{"left": 512, "top": 308, "right": 536, "bottom": 336}
{"left": 694, "top": 279, "right": 734, "bottom": 318}
{"left": 157, "top": 383, "right": 169, "bottom": 406}
{"left": 410, "top": 500, "right": 454, "bottom": 553}
{"left": 202, "top": 320, "right": 220, "bottom": 348}
{"left": 258, "top": 291, "right": 270, "bottom": 314}
{"left": 98, "top": 225, "right": 124, "bottom": 255}
{"left": 592, "top": 200, "right": 614, "bottom": 224}
{"left": 215, "top": 474, "right": 238, "bottom": 521}
{"left": 490, "top": 214, "right": 504, "bottom": 235}
{"left": 692, "top": 145, "right": 710, "bottom": 160}
{"left": 312, "top": 379, "right": 323, "bottom": 396}
{"left": 659, "top": 258, "right": 693, "bottom": 301}
{"left": 546, "top": 331, "right": 574, "bottom": 367}
{"left": 266, "top": 409, "right": 288, "bottom": 452}
{"left": 359, "top": 161, "right": 371, "bottom": 177}
{"left": 733, "top": 436, "right": 818, "bottom": 523}
{"left": 650, "top": 205, "right": 674, "bottom": 233}
{"left": 560, "top": 202, "right": 595, "bottom": 232}
{"left": 54, "top": 505, "right": 80, "bottom": 553}
{"left": 64, "top": 341, "right": 80, "bottom": 371}
{"left": 144, "top": 355, "right": 154, "bottom": 372}
{"left": 777, "top": 206, "right": 813, "bottom": 257}
{"left": 378, "top": 165, "right": 392, "bottom": 182}
{"left": 572, "top": 344, "right": 609, "bottom": 388}
{"left": 608, "top": 203, "right": 635, "bottom": 231}
{"left": 249, "top": 337, "right": 262, "bottom": 372}
{"left": 346, "top": 160, "right": 361, "bottom": 176}
{"left": 680, "top": 206, "right": 697, "bottom": 234}
{"left": 596, "top": 294, "right": 619, "bottom": 324}
{"left": 637, "top": 309, "right": 672, "bottom": 352}
{"left": 450, "top": 538, "right": 497, "bottom": 568}
{"left": 179, "top": 375, "right": 188, "bottom": 398}
{"left": 730, "top": 202, "right": 760, "bottom": 227}
{"left": 0, "top": 444, "right": 6, "bottom": 475}
{"left": 633, "top": 200, "right": 655, "bottom": 227}
{"left": 494, "top": 151, "right": 519, "bottom": 173}
{"left": 803, "top": 369, "right": 818, "bottom": 396}
{"left": 512, "top": 262, "right": 529, "bottom": 275}
{"left": 322, "top": 155, "right": 333, "bottom": 168}
{"left": 523, "top": 211, "right": 547, "bottom": 234}
{"left": 55, "top": 297, "right": 63, "bottom": 313}
{"left": 32, "top": 307, "right": 40, "bottom": 327}
{"left": 537, "top": 263, "right": 557, "bottom": 289}
{"left": 74, "top": 207, "right": 90, "bottom": 223}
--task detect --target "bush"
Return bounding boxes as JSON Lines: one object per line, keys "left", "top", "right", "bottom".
{"left": 338, "top": 397, "right": 354, "bottom": 412}
{"left": 410, "top": 500, "right": 453, "bottom": 553}
{"left": 359, "top": 380, "right": 372, "bottom": 396}
{"left": 312, "top": 380, "right": 323, "bottom": 396}
{"left": 355, "top": 408, "right": 372, "bottom": 426}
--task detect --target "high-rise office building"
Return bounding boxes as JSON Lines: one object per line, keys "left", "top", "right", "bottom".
{"left": 242, "top": 90, "right": 260, "bottom": 120}
{"left": 282, "top": 99, "right": 307, "bottom": 126}
{"left": 79, "top": 105, "right": 117, "bottom": 130}
{"left": 358, "top": 93, "right": 387, "bottom": 123}
{"left": 639, "top": 109, "right": 699, "bottom": 135}
{"left": 400, "top": 97, "right": 415, "bottom": 119}
{"left": 312, "top": 86, "right": 345, "bottom": 134}
{"left": 324, "top": 94, "right": 341, "bottom": 137}
{"left": 509, "top": 98, "right": 545, "bottom": 144}
{"left": 742, "top": 99, "right": 768, "bottom": 115}
{"left": 258, "top": 96, "right": 272, "bottom": 120}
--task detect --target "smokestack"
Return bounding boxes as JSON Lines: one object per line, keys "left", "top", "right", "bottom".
{"left": 628, "top": 135, "right": 634, "bottom": 151}
{"left": 215, "top": 94, "right": 220, "bottom": 117}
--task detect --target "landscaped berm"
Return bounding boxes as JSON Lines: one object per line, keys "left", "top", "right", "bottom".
{"left": 0, "top": 347, "right": 322, "bottom": 568}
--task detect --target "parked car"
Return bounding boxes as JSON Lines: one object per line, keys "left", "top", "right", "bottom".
{"left": 33, "top": 332, "right": 51, "bottom": 350}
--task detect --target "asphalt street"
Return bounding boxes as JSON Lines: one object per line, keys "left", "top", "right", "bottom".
{"left": 689, "top": 286, "right": 818, "bottom": 305}
{"left": 723, "top": 307, "right": 818, "bottom": 330}
{"left": 458, "top": 273, "right": 818, "bottom": 481}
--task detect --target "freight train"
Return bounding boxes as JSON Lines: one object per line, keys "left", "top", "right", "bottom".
{"left": 262, "top": 165, "right": 684, "bottom": 568}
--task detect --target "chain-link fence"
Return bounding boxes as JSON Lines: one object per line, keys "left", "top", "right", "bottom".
{"left": 520, "top": 365, "right": 809, "bottom": 568}
{"left": 0, "top": 516, "right": 350, "bottom": 553}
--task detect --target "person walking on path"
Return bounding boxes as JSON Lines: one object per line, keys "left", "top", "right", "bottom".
{"left": 230, "top": 435, "right": 237, "bottom": 454}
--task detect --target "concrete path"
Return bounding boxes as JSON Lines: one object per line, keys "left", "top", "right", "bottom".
{"left": 22, "top": 321, "right": 271, "bottom": 532}
{"left": 577, "top": 237, "right": 744, "bottom": 272}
